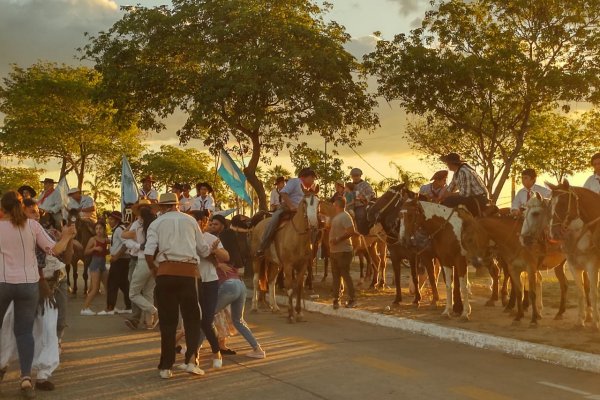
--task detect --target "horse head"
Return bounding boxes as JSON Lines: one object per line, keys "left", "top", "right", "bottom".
{"left": 456, "top": 207, "right": 492, "bottom": 268}
{"left": 367, "top": 183, "right": 406, "bottom": 224}
{"left": 546, "top": 179, "right": 580, "bottom": 240}
{"left": 520, "top": 193, "right": 548, "bottom": 247}
{"left": 398, "top": 197, "right": 424, "bottom": 247}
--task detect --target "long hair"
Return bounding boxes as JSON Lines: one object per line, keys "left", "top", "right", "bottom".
{"left": 1, "top": 190, "right": 27, "bottom": 227}
{"left": 140, "top": 207, "right": 156, "bottom": 240}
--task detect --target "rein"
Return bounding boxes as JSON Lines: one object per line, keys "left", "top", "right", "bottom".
{"left": 552, "top": 189, "right": 600, "bottom": 248}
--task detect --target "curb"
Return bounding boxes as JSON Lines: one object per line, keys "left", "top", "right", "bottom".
{"left": 273, "top": 294, "right": 600, "bottom": 374}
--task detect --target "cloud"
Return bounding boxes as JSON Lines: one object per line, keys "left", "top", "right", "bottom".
{"left": 345, "top": 35, "right": 378, "bottom": 59}
{"left": 386, "top": 0, "right": 420, "bottom": 16}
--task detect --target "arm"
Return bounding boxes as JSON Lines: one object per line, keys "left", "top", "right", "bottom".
{"left": 281, "top": 192, "right": 295, "bottom": 210}
{"left": 121, "top": 228, "right": 136, "bottom": 240}
{"left": 109, "top": 227, "right": 128, "bottom": 260}
{"left": 84, "top": 237, "right": 98, "bottom": 256}
{"left": 34, "top": 221, "right": 75, "bottom": 255}
{"left": 195, "top": 224, "right": 211, "bottom": 258}
{"left": 144, "top": 224, "right": 159, "bottom": 271}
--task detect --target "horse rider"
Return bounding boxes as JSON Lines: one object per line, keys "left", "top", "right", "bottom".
{"left": 192, "top": 182, "right": 216, "bottom": 212}
{"left": 510, "top": 168, "right": 551, "bottom": 217}
{"left": 270, "top": 176, "right": 287, "bottom": 212}
{"left": 583, "top": 152, "right": 600, "bottom": 194}
{"left": 350, "top": 168, "right": 375, "bottom": 235}
{"left": 67, "top": 188, "right": 97, "bottom": 223}
{"left": 38, "top": 178, "right": 64, "bottom": 228}
{"left": 440, "top": 153, "right": 490, "bottom": 217}
{"left": 419, "top": 170, "right": 448, "bottom": 203}
{"left": 179, "top": 184, "right": 194, "bottom": 212}
{"left": 139, "top": 175, "right": 159, "bottom": 202}
{"left": 329, "top": 181, "right": 345, "bottom": 203}
{"left": 17, "top": 185, "right": 37, "bottom": 200}
{"left": 256, "top": 168, "right": 317, "bottom": 257}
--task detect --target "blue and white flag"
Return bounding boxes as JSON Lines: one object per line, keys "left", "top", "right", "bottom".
{"left": 121, "top": 155, "right": 139, "bottom": 213}
{"left": 218, "top": 149, "right": 252, "bottom": 205}
{"left": 214, "top": 208, "right": 236, "bottom": 218}
{"left": 56, "top": 176, "right": 70, "bottom": 220}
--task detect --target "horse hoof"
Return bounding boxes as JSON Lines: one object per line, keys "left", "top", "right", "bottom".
{"left": 586, "top": 315, "right": 593, "bottom": 323}
{"left": 553, "top": 314, "right": 563, "bottom": 320}
{"left": 511, "top": 320, "right": 521, "bottom": 326}
{"left": 295, "top": 315, "right": 304, "bottom": 323}
{"left": 536, "top": 314, "right": 542, "bottom": 321}
{"left": 460, "top": 315, "right": 470, "bottom": 322}
{"left": 412, "top": 302, "right": 420, "bottom": 309}
{"left": 485, "top": 300, "right": 495, "bottom": 307}
{"left": 429, "top": 302, "right": 438, "bottom": 309}
{"left": 271, "top": 308, "right": 280, "bottom": 314}
{"left": 529, "top": 321, "right": 538, "bottom": 328}
{"left": 288, "top": 317, "right": 295, "bottom": 324}
{"left": 573, "top": 324, "right": 585, "bottom": 331}
{"left": 441, "top": 311, "right": 451, "bottom": 319}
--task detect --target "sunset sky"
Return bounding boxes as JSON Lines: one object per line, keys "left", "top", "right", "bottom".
{"left": 0, "top": 0, "right": 592, "bottom": 202}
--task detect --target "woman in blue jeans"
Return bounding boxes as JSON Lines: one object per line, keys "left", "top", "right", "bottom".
{"left": 215, "top": 266, "right": 265, "bottom": 359}
{"left": 0, "top": 191, "right": 75, "bottom": 398}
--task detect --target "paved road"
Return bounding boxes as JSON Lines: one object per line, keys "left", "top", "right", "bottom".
{"left": 1, "top": 295, "right": 599, "bottom": 400}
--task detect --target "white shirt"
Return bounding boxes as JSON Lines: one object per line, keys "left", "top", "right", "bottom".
{"left": 583, "top": 174, "right": 600, "bottom": 194}
{"left": 280, "top": 178, "right": 306, "bottom": 208}
{"left": 198, "top": 232, "right": 222, "bottom": 283}
{"left": 511, "top": 184, "right": 551, "bottom": 211}
{"left": 139, "top": 188, "right": 158, "bottom": 201}
{"left": 37, "top": 189, "right": 62, "bottom": 214}
{"left": 67, "top": 195, "right": 96, "bottom": 221}
{"left": 110, "top": 224, "right": 129, "bottom": 259}
{"left": 179, "top": 194, "right": 193, "bottom": 212}
{"left": 144, "top": 211, "right": 211, "bottom": 264}
{"left": 191, "top": 195, "right": 215, "bottom": 212}
{"left": 124, "top": 219, "right": 144, "bottom": 257}
{"left": 269, "top": 188, "right": 281, "bottom": 210}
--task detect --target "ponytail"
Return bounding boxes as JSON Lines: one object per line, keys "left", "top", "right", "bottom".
{"left": 1, "top": 190, "right": 27, "bottom": 227}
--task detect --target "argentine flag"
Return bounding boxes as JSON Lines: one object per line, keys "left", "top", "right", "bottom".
{"left": 218, "top": 149, "right": 252, "bottom": 205}
{"left": 121, "top": 155, "right": 140, "bottom": 213}
{"left": 56, "top": 176, "right": 70, "bottom": 220}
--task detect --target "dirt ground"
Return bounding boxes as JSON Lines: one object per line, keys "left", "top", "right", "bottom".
{"left": 254, "top": 259, "right": 600, "bottom": 355}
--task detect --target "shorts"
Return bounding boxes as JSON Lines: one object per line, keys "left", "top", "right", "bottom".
{"left": 89, "top": 256, "right": 107, "bottom": 273}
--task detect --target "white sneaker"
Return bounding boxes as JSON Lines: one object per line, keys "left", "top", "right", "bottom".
{"left": 176, "top": 363, "right": 205, "bottom": 376}
{"left": 80, "top": 308, "right": 96, "bottom": 316}
{"left": 116, "top": 308, "right": 132, "bottom": 315}
{"left": 245, "top": 349, "right": 266, "bottom": 359}
{"left": 97, "top": 310, "right": 115, "bottom": 316}
{"left": 159, "top": 369, "right": 172, "bottom": 379}
{"left": 212, "top": 358, "right": 223, "bottom": 369}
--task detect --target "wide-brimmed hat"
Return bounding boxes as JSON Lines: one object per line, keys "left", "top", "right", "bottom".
{"left": 67, "top": 188, "right": 82, "bottom": 196}
{"left": 141, "top": 175, "right": 155, "bottom": 183}
{"left": 196, "top": 182, "right": 213, "bottom": 194}
{"left": 41, "top": 178, "right": 56, "bottom": 185}
{"left": 440, "top": 153, "right": 466, "bottom": 165}
{"left": 182, "top": 183, "right": 191, "bottom": 191}
{"left": 350, "top": 168, "right": 363, "bottom": 177}
{"left": 132, "top": 199, "right": 153, "bottom": 215}
{"left": 275, "top": 176, "right": 286, "bottom": 185}
{"left": 18, "top": 185, "right": 37, "bottom": 198}
{"left": 430, "top": 170, "right": 448, "bottom": 181}
{"left": 157, "top": 192, "right": 179, "bottom": 205}
{"left": 108, "top": 211, "right": 122, "bottom": 221}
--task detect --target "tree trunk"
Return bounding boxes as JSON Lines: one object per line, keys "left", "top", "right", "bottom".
{"left": 77, "top": 156, "right": 86, "bottom": 190}
{"left": 59, "top": 157, "right": 68, "bottom": 180}
{"left": 243, "top": 133, "right": 268, "bottom": 211}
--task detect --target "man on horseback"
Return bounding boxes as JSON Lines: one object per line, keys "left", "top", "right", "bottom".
{"left": 269, "top": 176, "right": 287, "bottom": 212}
{"left": 38, "top": 178, "right": 63, "bottom": 228}
{"left": 350, "top": 168, "right": 375, "bottom": 235}
{"left": 510, "top": 168, "right": 551, "bottom": 217}
{"left": 419, "top": 170, "right": 448, "bottom": 203}
{"left": 256, "top": 168, "right": 317, "bottom": 257}
{"left": 440, "top": 153, "right": 490, "bottom": 216}
{"left": 583, "top": 153, "right": 600, "bottom": 194}
{"left": 67, "top": 188, "right": 97, "bottom": 223}
{"left": 139, "top": 175, "right": 159, "bottom": 202}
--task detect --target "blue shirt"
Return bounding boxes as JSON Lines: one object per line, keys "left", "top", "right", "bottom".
{"left": 280, "top": 178, "right": 306, "bottom": 208}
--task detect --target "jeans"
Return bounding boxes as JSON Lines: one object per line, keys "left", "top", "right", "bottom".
{"left": 331, "top": 252, "right": 355, "bottom": 302}
{"left": 55, "top": 280, "right": 68, "bottom": 340}
{"left": 155, "top": 275, "right": 201, "bottom": 368}
{"left": 259, "top": 207, "right": 286, "bottom": 252}
{"left": 215, "top": 279, "right": 259, "bottom": 349}
{"left": 442, "top": 194, "right": 488, "bottom": 217}
{"left": 354, "top": 206, "right": 369, "bottom": 235}
{"left": 129, "top": 258, "right": 156, "bottom": 320}
{"left": 127, "top": 258, "right": 142, "bottom": 322}
{"left": 107, "top": 258, "right": 131, "bottom": 310}
{"left": 0, "top": 282, "right": 39, "bottom": 377}
{"left": 198, "top": 280, "right": 220, "bottom": 354}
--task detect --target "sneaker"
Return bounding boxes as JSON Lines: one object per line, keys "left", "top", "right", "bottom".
{"left": 333, "top": 301, "right": 340, "bottom": 310}
{"left": 97, "top": 310, "right": 115, "bottom": 316}
{"left": 345, "top": 300, "right": 357, "bottom": 309}
{"left": 80, "top": 308, "right": 96, "bottom": 316}
{"left": 20, "top": 378, "right": 35, "bottom": 399}
{"left": 159, "top": 369, "right": 173, "bottom": 379}
{"left": 212, "top": 358, "right": 223, "bottom": 369}
{"left": 176, "top": 363, "right": 205, "bottom": 376}
{"left": 115, "top": 308, "right": 132, "bottom": 315}
{"left": 124, "top": 319, "right": 139, "bottom": 330}
{"left": 245, "top": 348, "right": 266, "bottom": 359}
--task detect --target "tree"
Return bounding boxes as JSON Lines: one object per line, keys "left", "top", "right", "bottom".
{"left": 381, "top": 161, "right": 426, "bottom": 192}
{"left": 290, "top": 142, "right": 344, "bottom": 197}
{"left": 516, "top": 111, "right": 600, "bottom": 183}
{"left": 258, "top": 165, "right": 292, "bottom": 190}
{"left": 0, "top": 62, "right": 145, "bottom": 189}
{"left": 84, "top": 174, "right": 116, "bottom": 203}
{"left": 0, "top": 166, "right": 42, "bottom": 195}
{"left": 82, "top": 0, "right": 379, "bottom": 210}
{"left": 365, "top": 0, "right": 600, "bottom": 202}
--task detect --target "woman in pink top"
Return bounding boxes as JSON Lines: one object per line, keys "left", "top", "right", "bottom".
{"left": 0, "top": 191, "right": 74, "bottom": 398}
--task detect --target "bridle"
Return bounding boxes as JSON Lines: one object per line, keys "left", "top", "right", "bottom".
{"left": 400, "top": 200, "right": 456, "bottom": 254}
{"left": 369, "top": 187, "right": 408, "bottom": 245}
{"left": 550, "top": 188, "right": 600, "bottom": 246}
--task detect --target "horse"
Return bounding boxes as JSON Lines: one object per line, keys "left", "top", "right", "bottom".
{"left": 250, "top": 194, "right": 320, "bottom": 322}
{"left": 399, "top": 200, "right": 483, "bottom": 320}
{"left": 66, "top": 209, "right": 95, "bottom": 295}
{"left": 366, "top": 184, "right": 440, "bottom": 307}
{"left": 546, "top": 181, "right": 600, "bottom": 329}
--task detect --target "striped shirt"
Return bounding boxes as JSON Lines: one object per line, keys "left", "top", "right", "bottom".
{"left": 447, "top": 164, "right": 489, "bottom": 198}
{"left": 354, "top": 180, "right": 375, "bottom": 206}
{"left": 0, "top": 219, "right": 56, "bottom": 284}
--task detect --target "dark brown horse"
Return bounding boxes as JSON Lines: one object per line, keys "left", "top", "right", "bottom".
{"left": 67, "top": 209, "right": 95, "bottom": 295}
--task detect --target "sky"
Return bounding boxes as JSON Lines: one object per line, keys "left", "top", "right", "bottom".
{"left": 0, "top": 0, "right": 592, "bottom": 200}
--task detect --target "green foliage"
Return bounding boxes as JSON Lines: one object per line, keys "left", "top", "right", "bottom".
{"left": 0, "top": 62, "right": 145, "bottom": 189}
{"left": 378, "top": 162, "right": 426, "bottom": 192}
{"left": 365, "top": 0, "right": 600, "bottom": 201}
{"left": 258, "top": 165, "right": 292, "bottom": 189}
{"left": 289, "top": 142, "right": 344, "bottom": 196}
{"left": 82, "top": 0, "right": 379, "bottom": 210}
{"left": 0, "top": 166, "right": 42, "bottom": 195}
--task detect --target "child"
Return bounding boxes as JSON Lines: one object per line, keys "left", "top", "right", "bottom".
{"left": 81, "top": 222, "right": 109, "bottom": 315}
{"left": 344, "top": 182, "right": 356, "bottom": 217}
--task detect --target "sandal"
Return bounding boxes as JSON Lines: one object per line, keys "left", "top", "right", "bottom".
{"left": 20, "top": 377, "right": 36, "bottom": 399}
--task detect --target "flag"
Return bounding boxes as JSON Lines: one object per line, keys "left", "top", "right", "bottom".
{"left": 214, "top": 208, "right": 236, "bottom": 218}
{"left": 121, "top": 155, "right": 139, "bottom": 213}
{"left": 56, "top": 176, "right": 70, "bottom": 220}
{"left": 218, "top": 149, "right": 252, "bottom": 205}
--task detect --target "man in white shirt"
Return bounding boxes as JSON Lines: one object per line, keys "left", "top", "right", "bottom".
{"left": 139, "top": 175, "right": 159, "bottom": 202}
{"left": 419, "top": 170, "right": 448, "bottom": 203}
{"left": 269, "top": 176, "right": 286, "bottom": 211}
{"left": 144, "top": 193, "right": 213, "bottom": 378}
{"left": 192, "top": 182, "right": 216, "bottom": 212}
{"left": 179, "top": 184, "right": 194, "bottom": 212}
{"left": 103, "top": 211, "right": 132, "bottom": 315}
{"left": 38, "top": 178, "right": 63, "bottom": 228}
{"left": 511, "top": 168, "right": 551, "bottom": 217}
{"left": 67, "top": 188, "right": 97, "bottom": 222}
{"left": 583, "top": 153, "right": 600, "bottom": 194}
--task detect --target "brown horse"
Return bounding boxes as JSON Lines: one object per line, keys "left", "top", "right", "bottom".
{"left": 546, "top": 181, "right": 600, "bottom": 329}
{"left": 65, "top": 209, "right": 95, "bottom": 295}
{"left": 250, "top": 194, "right": 320, "bottom": 322}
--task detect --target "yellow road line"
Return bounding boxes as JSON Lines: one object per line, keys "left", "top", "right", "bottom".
{"left": 450, "top": 385, "right": 514, "bottom": 400}
{"left": 353, "top": 356, "right": 422, "bottom": 378}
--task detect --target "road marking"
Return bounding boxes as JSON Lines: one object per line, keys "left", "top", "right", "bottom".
{"left": 450, "top": 386, "right": 514, "bottom": 400}
{"left": 538, "top": 381, "right": 600, "bottom": 399}
{"left": 353, "top": 356, "right": 422, "bottom": 378}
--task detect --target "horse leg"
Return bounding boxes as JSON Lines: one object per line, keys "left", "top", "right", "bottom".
{"left": 252, "top": 272, "right": 260, "bottom": 311}
{"left": 508, "top": 269, "right": 524, "bottom": 323}
{"left": 554, "top": 261, "right": 568, "bottom": 320}
{"left": 392, "top": 257, "right": 402, "bottom": 305}
{"left": 65, "top": 263, "right": 72, "bottom": 292}
{"left": 269, "top": 272, "right": 280, "bottom": 313}
{"left": 458, "top": 263, "right": 470, "bottom": 321}
{"left": 304, "top": 260, "right": 313, "bottom": 291}
{"left": 295, "top": 268, "right": 306, "bottom": 322}
{"left": 584, "top": 271, "right": 593, "bottom": 323}
{"left": 452, "top": 267, "right": 463, "bottom": 315}
{"left": 378, "top": 243, "right": 388, "bottom": 289}
{"left": 72, "top": 262, "right": 79, "bottom": 295}
{"left": 83, "top": 259, "right": 90, "bottom": 295}
{"left": 441, "top": 266, "right": 453, "bottom": 318}
{"left": 424, "top": 257, "right": 439, "bottom": 306}
{"left": 410, "top": 255, "right": 420, "bottom": 306}
{"left": 528, "top": 269, "right": 540, "bottom": 325}
{"left": 499, "top": 258, "right": 510, "bottom": 307}
{"left": 585, "top": 264, "right": 599, "bottom": 331}
{"left": 321, "top": 255, "right": 329, "bottom": 282}
{"left": 284, "top": 268, "right": 295, "bottom": 323}
{"left": 485, "top": 260, "right": 500, "bottom": 307}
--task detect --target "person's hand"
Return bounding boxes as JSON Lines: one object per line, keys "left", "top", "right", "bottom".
{"left": 94, "top": 246, "right": 103, "bottom": 253}
{"left": 218, "top": 263, "right": 234, "bottom": 274}
{"left": 62, "top": 224, "right": 76, "bottom": 239}
{"left": 110, "top": 255, "right": 118, "bottom": 263}
{"left": 211, "top": 239, "right": 221, "bottom": 251}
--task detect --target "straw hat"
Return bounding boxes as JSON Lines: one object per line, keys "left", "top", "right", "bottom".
{"left": 131, "top": 199, "right": 153, "bottom": 215}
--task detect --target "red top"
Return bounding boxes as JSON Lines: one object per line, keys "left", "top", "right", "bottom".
{"left": 217, "top": 264, "right": 239, "bottom": 284}
{"left": 92, "top": 239, "right": 108, "bottom": 257}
